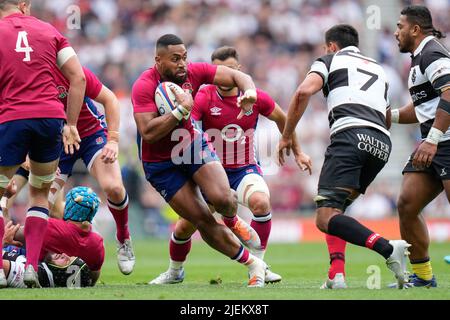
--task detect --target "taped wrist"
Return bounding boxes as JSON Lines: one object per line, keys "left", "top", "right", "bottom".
{"left": 391, "top": 109, "right": 400, "bottom": 123}
{"left": 425, "top": 127, "right": 444, "bottom": 145}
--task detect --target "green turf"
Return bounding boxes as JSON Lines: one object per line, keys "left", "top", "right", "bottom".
{"left": 0, "top": 240, "right": 449, "bottom": 300}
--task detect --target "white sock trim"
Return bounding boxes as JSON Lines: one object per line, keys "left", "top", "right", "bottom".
{"left": 252, "top": 213, "right": 272, "bottom": 222}
{"left": 170, "top": 233, "right": 191, "bottom": 245}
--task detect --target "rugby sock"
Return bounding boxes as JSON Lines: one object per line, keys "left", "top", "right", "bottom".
{"left": 411, "top": 258, "right": 433, "bottom": 281}
{"left": 232, "top": 245, "right": 251, "bottom": 264}
{"left": 169, "top": 233, "right": 192, "bottom": 267}
{"left": 108, "top": 194, "right": 130, "bottom": 244}
{"left": 251, "top": 213, "right": 272, "bottom": 253}
{"left": 24, "top": 207, "right": 49, "bottom": 269}
{"left": 222, "top": 215, "right": 238, "bottom": 228}
{"left": 0, "top": 213, "right": 4, "bottom": 269}
{"left": 328, "top": 214, "right": 393, "bottom": 259}
{"left": 326, "top": 234, "right": 346, "bottom": 279}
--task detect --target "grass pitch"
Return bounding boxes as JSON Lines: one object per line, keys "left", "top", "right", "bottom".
{"left": 0, "top": 240, "right": 449, "bottom": 300}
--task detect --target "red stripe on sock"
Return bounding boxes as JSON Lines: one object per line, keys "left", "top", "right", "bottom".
{"left": 326, "top": 234, "right": 346, "bottom": 279}
{"left": 24, "top": 216, "right": 48, "bottom": 269}
{"left": 365, "top": 233, "right": 381, "bottom": 249}
{"left": 108, "top": 202, "right": 130, "bottom": 244}
{"left": 237, "top": 248, "right": 250, "bottom": 264}
{"left": 169, "top": 237, "right": 192, "bottom": 262}
{"left": 251, "top": 219, "right": 271, "bottom": 250}
{"left": 222, "top": 215, "right": 238, "bottom": 228}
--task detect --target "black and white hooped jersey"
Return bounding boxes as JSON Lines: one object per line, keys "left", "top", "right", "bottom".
{"left": 309, "top": 46, "right": 390, "bottom": 136}
{"left": 408, "top": 36, "right": 450, "bottom": 142}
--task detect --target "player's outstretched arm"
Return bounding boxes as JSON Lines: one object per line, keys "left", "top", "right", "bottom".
{"left": 278, "top": 73, "right": 322, "bottom": 167}
{"left": 94, "top": 86, "right": 121, "bottom": 163}
{"left": 213, "top": 65, "right": 257, "bottom": 119}
{"left": 268, "top": 103, "right": 312, "bottom": 174}
{"left": 134, "top": 88, "right": 193, "bottom": 144}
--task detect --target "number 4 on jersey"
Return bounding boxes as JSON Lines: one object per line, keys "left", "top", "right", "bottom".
{"left": 15, "top": 31, "right": 33, "bottom": 62}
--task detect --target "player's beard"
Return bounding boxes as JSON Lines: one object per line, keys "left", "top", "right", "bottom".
{"left": 163, "top": 70, "right": 187, "bottom": 85}
{"left": 398, "top": 36, "right": 414, "bottom": 53}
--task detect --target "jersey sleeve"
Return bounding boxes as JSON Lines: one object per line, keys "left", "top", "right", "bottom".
{"left": 131, "top": 77, "right": 158, "bottom": 113}
{"left": 50, "top": 25, "right": 75, "bottom": 68}
{"left": 83, "top": 67, "right": 103, "bottom": 99}
{"left": 256, "top": 89, "right": 276, "bottom": 117}
{"left": 192, "top": 87, "right": 209, "bottom": 121}
{"left": 194, "top": 62, "right": 218, "bottom": 85}
{"left": 423, "top": 52, "right": 450, "bottom": 92}
{"left": 308, "top": 54, "right": 333, "bottom": 88}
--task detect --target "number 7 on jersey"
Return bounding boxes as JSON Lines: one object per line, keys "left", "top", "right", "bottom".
{"left": 15, "top": 31, "right": 34, "bottom": 62}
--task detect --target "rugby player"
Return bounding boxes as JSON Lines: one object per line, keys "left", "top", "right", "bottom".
{"left": 278, "top": 24, "right": 411, "bottom": 289}
{"left": 132, "top": 34, "right": 267, "bottom": 287}
{"left": 3, "top": 186, "right": 105, "bottom": 285}
{"left": 2, "top": 249, "right": 93, "bottom": 288}
{"left": 2, "top": 66, "right": 134, "bottom": 274}
{"left": 391, "top": 5, "right": 450, "bottom": 287}
{"left": 0, "top": 0, "right": 84, "bottom": 288}
{"left": 150, "top": 46, "right": 312, "bottom": 284}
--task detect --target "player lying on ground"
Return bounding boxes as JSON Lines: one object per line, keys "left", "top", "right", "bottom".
{"left": 278, "top": 24, "right": 411, "bottom": 289}
{"left": 389, "top": 5, "right": 450, "bottom": 288}
{"left": 0, "top": 0, "right": 85, "bottom": 288}
{"left": 3, "top": 185, "right": 105, "bottom": 286}
{"left": 150, "top": 46, "right": 312, "bottom": 285}
{"left": 2, "top": 248, "right": 93, "bottom": 288}
{"left": 132, "top": 34, "right": 268, "bottom": 287}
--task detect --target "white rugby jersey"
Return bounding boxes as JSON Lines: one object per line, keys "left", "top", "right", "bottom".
{"left": 408, "top": 36, "right": 450, "bottom": 142}
{"left": 309, "top": 46, "right": 390, "bottom": 136}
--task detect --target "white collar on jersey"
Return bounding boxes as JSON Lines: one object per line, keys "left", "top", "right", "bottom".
{"left": 338, "top": 46, "right": 361, "bottom": 53}
{"left": 412, "top": 35, "right": 435, "bottom": 57}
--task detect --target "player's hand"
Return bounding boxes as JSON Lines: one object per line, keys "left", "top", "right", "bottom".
{"left": 277, "top": 136, "right": 293, "bottom": 166}
{"left": 171, "top": 86, "right": 193, "bottom": 113}
{"left": 2, "top": 221, "right": 23, "bottom": 247}
{"left": 4, "top": 179, "right": 17, "bottom": 199}
{"left": 63, "top": 125, "right": 81, "bottom": 155}
{"left": 293, "top": 150, "right": 312, "bottom": 175}
{"left": 412, "top": 141, "right": 437, "bottom": 169}
{"left": 101, "top": 141, "right": 119, "bottom": 164}
{"left": 237, "top": 89, "right": 257, "bottom": 120}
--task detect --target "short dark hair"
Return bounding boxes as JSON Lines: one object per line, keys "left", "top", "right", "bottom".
{"left": 0, "top": 0, "right": 29, "bottom": 10}
{"left": 401, "top": 5, "right": 445, "bottom": 39}
{"left": 325, "top": 24, "right": 359, "bottom": 49}
{"left": 156, "top": 34, "right": 184, "bottom": 50}
{"left": 211, "top": 46, "right": 239, "bottom": 62}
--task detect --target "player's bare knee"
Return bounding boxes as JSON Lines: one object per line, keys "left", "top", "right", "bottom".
{"left": 210, "top": 192, "right": 236, "bottom": 215}
{"left": 104, "top": 184, "right": 125, "bottom": 202}
{"left": 249, "top": 194, "right": 271, "bottom": 215}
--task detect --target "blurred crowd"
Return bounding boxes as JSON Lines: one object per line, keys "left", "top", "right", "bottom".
{"left": 9, "top": 0, "right": 448, "bottom": 235}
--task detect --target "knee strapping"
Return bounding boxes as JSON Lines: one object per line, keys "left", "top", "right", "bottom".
{"left": 0, "top": 175, "right": 10, "bottom": 189}
{"left": 314, "top": 188, "right": 351, "bottom": 211}
{"left": 29, "top": 173, "right": 56, "bottom": 189}
{"left": 236, "top": 174, "right": 270, "bottom": 207}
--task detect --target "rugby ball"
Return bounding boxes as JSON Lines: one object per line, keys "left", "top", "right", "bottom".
{"left": 155, "top": 82, "right": 189, "bottom": 119}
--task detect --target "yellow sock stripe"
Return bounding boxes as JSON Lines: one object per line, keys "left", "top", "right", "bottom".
{"left": 411, "top": 261, "right": 433, "bottom": 281}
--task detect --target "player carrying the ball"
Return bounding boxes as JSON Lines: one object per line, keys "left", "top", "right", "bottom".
{"left": 132, "top": 34, "right": 268, "bottom": 287}
{"left": 150, "top": 46, "right": 312, "bottom": 285}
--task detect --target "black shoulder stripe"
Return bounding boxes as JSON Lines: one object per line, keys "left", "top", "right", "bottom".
{"left": 317, "top": 53, "right": 334, "bottom": 72}
{"left": 419, "top": 40, "right": 450, "bottom": 73}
